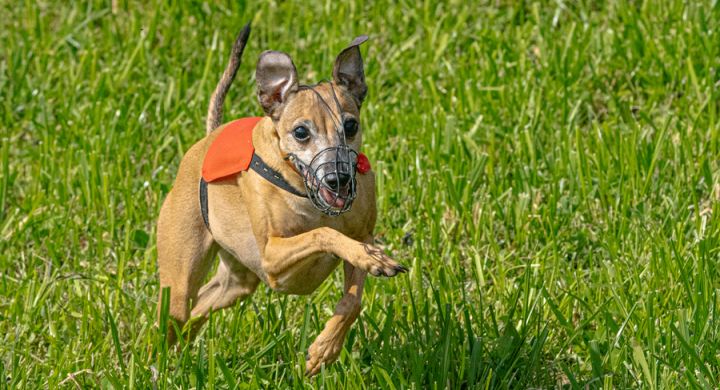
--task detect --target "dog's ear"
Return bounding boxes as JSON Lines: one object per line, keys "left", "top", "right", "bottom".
{"left": 256, "top": 51, "right": 299, "bottom": 118}
{"left": 333, "top": 35, "right": 368, "bottom": 105}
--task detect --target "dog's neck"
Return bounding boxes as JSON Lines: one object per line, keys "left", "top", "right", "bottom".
{"left": 251, "top": 117, "right": 307, "bottom": 194}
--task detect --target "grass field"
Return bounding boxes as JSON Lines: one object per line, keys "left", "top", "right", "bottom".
{"left": 2, "top": 0, "right": 720, "bottom": 388}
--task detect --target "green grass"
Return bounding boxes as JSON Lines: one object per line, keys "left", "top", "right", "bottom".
{"left": 1, "top": 0, "right": 719, "bottom": 388}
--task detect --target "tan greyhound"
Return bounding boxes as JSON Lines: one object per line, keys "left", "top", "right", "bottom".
{"left": 156, "top": 24, "right": 406, "bottom": 375}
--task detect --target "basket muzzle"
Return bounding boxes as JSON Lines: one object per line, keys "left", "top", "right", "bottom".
{"left": 289, "top": 145, "right": 358, "bottom": 216}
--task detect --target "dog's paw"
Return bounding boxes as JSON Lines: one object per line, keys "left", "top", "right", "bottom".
{"left": 369, "top": 261, "right": 408, "bottom": 277}
{"left": 358, "top": 244, "right": 408, "bottom": 277}
{"left": 305, "top": 336, "right": 343, "bottom": 376}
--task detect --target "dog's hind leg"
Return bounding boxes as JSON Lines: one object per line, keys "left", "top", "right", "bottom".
{"left": 305, "top": 260, "right": 367, "bottom": 376}
{"left": 187, "top": 249, "right": 260, "bottom": 335}
{"left": 157, "top": 183, "right": 217, "bottom": 344}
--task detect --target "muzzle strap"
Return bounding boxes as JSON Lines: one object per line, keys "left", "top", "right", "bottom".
{"left": 285, "top": 83, "right": 363, "bottom": 216}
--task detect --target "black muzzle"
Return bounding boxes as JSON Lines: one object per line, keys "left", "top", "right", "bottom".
{"left": 290, "top": 145, "right": 358, "bottom": 216}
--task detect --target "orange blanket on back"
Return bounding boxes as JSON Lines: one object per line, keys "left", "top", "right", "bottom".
{"left": 202, "top": 117, "right": 263, "bottom": 182}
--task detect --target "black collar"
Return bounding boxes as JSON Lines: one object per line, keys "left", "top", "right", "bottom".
{"left": 249, "top": 153, "right": 307, "bottom": 198}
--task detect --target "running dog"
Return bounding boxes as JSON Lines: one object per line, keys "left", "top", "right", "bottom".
{"left": 156, "top": 24, "right": 406, "bottom": 375}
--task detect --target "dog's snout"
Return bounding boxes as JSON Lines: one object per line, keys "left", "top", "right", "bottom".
{"left": 324, "top": 172, "right": 351, "bottom": 189}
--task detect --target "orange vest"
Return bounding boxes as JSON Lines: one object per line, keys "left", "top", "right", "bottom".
{"left": 202, "top": 117, "right": 263, "bottom": 182}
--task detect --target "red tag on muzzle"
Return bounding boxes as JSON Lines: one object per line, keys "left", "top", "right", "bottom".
{"left": 356, "top": 153, "right": 371, "bottom": 174}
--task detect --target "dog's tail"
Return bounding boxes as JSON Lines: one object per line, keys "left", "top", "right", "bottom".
{"left": 206, "top": 23, "right": 251, "bottom": 134}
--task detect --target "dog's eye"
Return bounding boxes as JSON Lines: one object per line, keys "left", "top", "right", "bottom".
{"left": 343, "top": 119, "right": 359, "bottom": 137}
{"left": 292, "top": 126, "right": 310, "bottom": 142}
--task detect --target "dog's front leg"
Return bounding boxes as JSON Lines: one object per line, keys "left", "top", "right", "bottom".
{"left": 261, "top": 229, "right": 403, "bottom": 375}
{"left": 261, "top": 229, "right": 404, "bottom": 374}
{"left": 305, "top": 260, "right": 366, "bottom": 376}
{"left": 262, "top": 227, "right": 406, "bottom": 284}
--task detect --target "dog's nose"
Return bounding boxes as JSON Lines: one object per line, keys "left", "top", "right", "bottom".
{"left": 324, "top": 172, "right": 351, "bottom": 189}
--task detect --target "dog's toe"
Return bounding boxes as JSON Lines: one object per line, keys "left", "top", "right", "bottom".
{"left": 305, "top": 358, "right": 322, "bottom": 377}
{"left": 370, "top": 263, "right": 410, "bottom": 277}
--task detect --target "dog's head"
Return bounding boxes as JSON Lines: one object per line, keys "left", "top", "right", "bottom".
{"left": 255, "top": 36, "right": 368, "bottom": 214}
